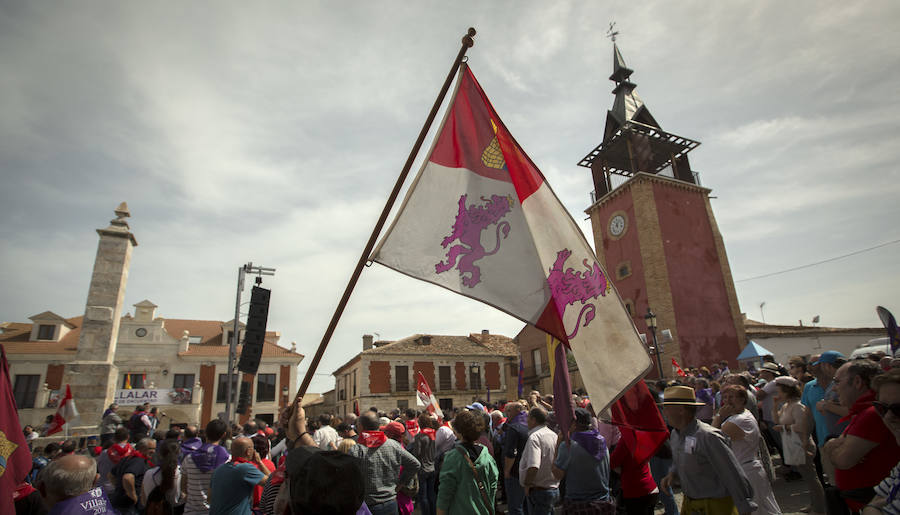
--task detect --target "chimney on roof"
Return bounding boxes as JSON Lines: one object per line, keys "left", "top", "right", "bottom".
{"left": 363, "top": 334, "right": 374, "bottom": 351}
{"left": 417, "top": 335, "right": 432, "bottom": 346}
{"left": 481, "top": 329, "right": 490, "bottom": 339}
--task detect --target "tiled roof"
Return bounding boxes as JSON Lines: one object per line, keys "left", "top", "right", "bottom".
{"left": 1, "top": 317, "right": 82, "bottom": 354}
{"left": 177, "top": 341, "right": 303, "bottom": 359}
{"left": 0, "top": 315, "right": 300, "bottom": 359}
{"left": 333, "top": 355, "right": 361, "bottom": 375}
{"left": 160, "top": 319, "right": 225, "bottom": 344}
{"left": 744, "top": 318, "right": 882, "bottom": 337}
{"left": 363, "top": 332, "right": 517, "bottom": 357}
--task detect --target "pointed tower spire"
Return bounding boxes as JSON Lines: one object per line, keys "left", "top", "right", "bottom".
{"left": 609, "top": 44, "right": 633, "bottom": 83}
{"left": 579, "top": 40, "right": 701, "bottom": 199}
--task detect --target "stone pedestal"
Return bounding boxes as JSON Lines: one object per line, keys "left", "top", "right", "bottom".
{"left": 62, "top": 362, "right": 120, "bottom": 425}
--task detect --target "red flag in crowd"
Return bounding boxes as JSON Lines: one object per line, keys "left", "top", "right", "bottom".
{"left": 415, "top": 371, "right": 444, "bottom": 421}
{"left": 671, "top": 358, "right": 686, "bottom": 377}
{"left": 609, "top": 380, "right": 669, "bottom": 464}
{"left": 45, "top": 384, "right": 79, "bottom": 436}
{"left": 372, "top": 64, "right": 650, "bottom": 410}
{"left": 1, "top": 345, "right": 34, "bottom": 514}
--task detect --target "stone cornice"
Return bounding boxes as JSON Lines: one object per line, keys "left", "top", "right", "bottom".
{"left": 585, "top": 172, "right": 712, "bottom": 214}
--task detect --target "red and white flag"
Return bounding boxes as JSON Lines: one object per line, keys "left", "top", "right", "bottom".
{"left": 672, "top": 358, "right": 686, "bottom": 377}
{"left": 415, "top": 372, "right": 444, "bottom": 421}
{"left": 373, "top": 65, "right": 651, "bottom": 410}
{"left": 45, "top": 384, "right": 79, "bottom": 436}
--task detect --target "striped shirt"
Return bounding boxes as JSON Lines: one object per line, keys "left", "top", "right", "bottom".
{"left": 182, "top": 454, "right": 217, "bottom": 515}
{"left": 875, "top": 463, "right": 900, "bottom": 515}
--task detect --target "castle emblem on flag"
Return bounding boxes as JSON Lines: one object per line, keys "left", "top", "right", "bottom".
{"left": 0, "top": 430, "right": 17, "bottom": 477}
{"left": 481, "top": 120, "right": 507, "bottom": 170}
{"left": 548, "top": 249, "right": 611, "bottom": 339}
{"left": 435, "top": 193, "right": 514, "bottom": 288}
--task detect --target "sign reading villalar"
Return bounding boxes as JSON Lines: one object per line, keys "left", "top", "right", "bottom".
{"left": 373, "top": 64, "right": 651, "bottom": 410}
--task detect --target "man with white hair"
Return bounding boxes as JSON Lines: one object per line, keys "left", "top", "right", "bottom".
{"left": 39, "top": 453, "right": 115, "bottom": 514}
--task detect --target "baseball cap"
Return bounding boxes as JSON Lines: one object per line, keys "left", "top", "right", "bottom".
{"left": 466, "top": 402, "right": 485, "bottom": 412}
{"left": 812, "top": 351, "right": 846, "bottom": 366}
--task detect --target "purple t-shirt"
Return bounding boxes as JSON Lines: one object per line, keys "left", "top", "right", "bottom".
{"left": 49, "top": 487, "right": 115, "bottom": 515}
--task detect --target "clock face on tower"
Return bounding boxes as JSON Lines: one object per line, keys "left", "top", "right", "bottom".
{"left": 608, "top": 212, "right": 627, "bottom": 238}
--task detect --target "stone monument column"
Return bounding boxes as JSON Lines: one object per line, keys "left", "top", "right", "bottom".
{"left": 63, "top": 202, "right": 137, "bottom": 426}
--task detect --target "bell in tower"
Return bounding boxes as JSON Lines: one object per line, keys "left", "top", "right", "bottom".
{"left": 581, "top": 40, "right": 746, "bottom": 378}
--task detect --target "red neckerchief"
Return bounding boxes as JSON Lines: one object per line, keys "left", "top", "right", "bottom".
{"left": 421, "top": 428, "right": 436, "bottom": 441}
{"left": 269, "top": 460, "right": 287, "bottom": 486}
{"left": 132, "top": 450, "right": 153, "bottom": 467}
{"left": 359, "top": 430, "right": 388, "bottom": 448}
{"left": 839, "top": 389, "right": 876, "bottom": 424}
{"left": 13, "top": 482, "right": 36, "bottom": 501}
{"left": 108, "top": 443, "right": 134, "bottom": 464}
{"left": 232, "top": 456, "right": 253, "bottom": 465}
{"left": 405, "top": 420, "right": 420, "bottom": 437}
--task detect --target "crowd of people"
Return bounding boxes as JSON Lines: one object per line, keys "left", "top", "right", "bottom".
{"left": 14, "top": 350, "right": 900, "bottom": 515}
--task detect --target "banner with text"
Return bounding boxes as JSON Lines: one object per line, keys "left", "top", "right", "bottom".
{"left": 114, "top": 388, "right": 193, "bottom": 406}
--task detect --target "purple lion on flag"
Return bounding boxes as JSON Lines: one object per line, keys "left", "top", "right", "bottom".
{"left": 435, "top": 193, "right": 513, "bottom": 288}
{"left": 547, "top": 248, "right": 610, "bottom": 339}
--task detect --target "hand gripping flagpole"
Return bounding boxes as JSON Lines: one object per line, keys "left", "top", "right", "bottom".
{"left": 295, "top": 28, "right": 477, "bottom": 400}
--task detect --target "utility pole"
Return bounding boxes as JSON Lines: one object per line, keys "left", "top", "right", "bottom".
{"left": 224, "top": 262, "right": 275, "bottom": 424}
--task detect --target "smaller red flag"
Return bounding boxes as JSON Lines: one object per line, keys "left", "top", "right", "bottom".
{"left": 415, "top": 372, "right": 444, "bottom": 421}
{"left": 610, "top": 380, "right": 669, "bottom": 464}
{"left": 45, "top": 384, "right": 79, "bottom": 436}
{"left": 671, "top": 358, "right": 686, "bottom": 377}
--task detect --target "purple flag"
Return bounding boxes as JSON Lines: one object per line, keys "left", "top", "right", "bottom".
{"left": 547, "top": 334, "right": 575, "bottom": 438}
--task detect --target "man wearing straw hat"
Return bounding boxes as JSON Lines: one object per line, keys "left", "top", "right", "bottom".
{"left": 659, "top": 385, "right": 757, "bottom": 515}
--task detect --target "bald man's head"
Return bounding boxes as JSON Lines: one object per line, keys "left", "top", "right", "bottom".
{"left": 39, "top": 454, "right": 97, "bottom": 504}
{"left": 230, "top": 437, "right": 254, "bottom": 460}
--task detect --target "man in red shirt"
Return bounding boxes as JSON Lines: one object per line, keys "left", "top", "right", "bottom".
{"left": 824, "top": 359, "right": 900, "bottom": 511}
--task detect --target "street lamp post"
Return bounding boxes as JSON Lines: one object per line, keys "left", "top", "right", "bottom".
{"left": 645, "top": 308, "right": 664, "bottom": 378}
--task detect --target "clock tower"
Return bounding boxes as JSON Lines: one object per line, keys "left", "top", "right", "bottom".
{"left": 581, "top": 44, "right": 745, "bottom": 377}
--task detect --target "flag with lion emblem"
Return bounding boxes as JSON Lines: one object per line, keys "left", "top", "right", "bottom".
{"left": 372, "top": 64, "right": 651, "bottom": 410}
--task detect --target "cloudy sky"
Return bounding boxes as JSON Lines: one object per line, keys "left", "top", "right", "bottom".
{"left": 2, "top": 2, "right": 899, "bottom": 393}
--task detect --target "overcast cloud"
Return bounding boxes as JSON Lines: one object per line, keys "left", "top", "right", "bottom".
{"left": 2, "top": 1, "right": 899, "bottom": 393}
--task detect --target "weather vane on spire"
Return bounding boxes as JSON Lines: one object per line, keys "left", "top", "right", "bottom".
{"left": 606, "top": 22, "right": 619, "bottom": 43}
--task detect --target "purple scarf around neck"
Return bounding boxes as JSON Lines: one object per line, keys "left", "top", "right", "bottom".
{"left": 571, "top": 429, "right": 607, "bottom": 461}
{"left": 510, "top": 412, "right": 528, "bottom": 426}
{"left": 189, "top": 442, "right": 230, "bottom": 472}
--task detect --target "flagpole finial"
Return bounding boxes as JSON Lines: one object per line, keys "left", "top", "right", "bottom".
{"left": 463, "top": 27, "right": 476, "bottom": 48}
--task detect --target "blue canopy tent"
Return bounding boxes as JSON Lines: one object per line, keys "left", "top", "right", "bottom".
{"left": 737, "top": 340, "right": 774, "bottom": 368}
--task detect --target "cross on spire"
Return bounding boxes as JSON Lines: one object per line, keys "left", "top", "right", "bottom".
{"left": 606, "top": 22, "right": 619, "bottom": 43}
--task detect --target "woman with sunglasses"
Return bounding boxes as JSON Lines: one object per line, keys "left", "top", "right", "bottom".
{"left": 863, "top": 369, "right": 900, "bottom": 515}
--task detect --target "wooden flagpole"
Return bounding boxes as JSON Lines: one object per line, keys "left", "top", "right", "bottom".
{"left": 295, "top": 28, "right": 477, "bottom": 399}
